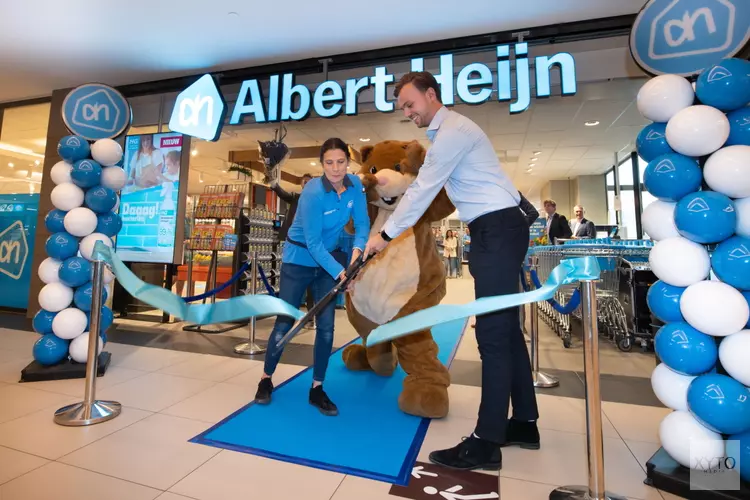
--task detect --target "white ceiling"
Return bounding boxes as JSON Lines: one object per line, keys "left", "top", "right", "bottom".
{"left": 0, "top": 0, "right": 646, "bottom": 104}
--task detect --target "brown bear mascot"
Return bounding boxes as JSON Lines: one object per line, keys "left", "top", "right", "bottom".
{"left": 344, "top": 139, "right": 455, "bottom": 419}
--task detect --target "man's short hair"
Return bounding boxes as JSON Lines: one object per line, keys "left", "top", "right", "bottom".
{"left": 543, "top": 199, "right": 556, "bottom": 207}
{"left": 394, "top": 71, "right": 442, "bottom": 102}
{"left": 302, "top": 173, "right": 313, "bottom": 180}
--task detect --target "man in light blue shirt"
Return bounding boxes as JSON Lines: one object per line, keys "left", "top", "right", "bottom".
{"left": 365, "top": 72, "right": 540, "bottom": 471}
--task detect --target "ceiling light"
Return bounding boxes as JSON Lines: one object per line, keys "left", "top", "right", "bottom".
{"left": 585, "top": 121, "right": 600, "bottom": 127}
{"left": 0, "top": 143, "right": 44, "bottom": 159}
{"left": 310, "top": 161, "right": 316, "bottom": 166}
{"left": 359, "top": 137, "right": 370, "bottom": 142}
{"left": 34, "top": 160, "right": 41, "bottom": 166}
{"left": 529, "top": 163, "right": 536, "bottom": 167}
{"left": 191, "top": 150, "right": 198, "bottom": 157}
{"left": 8, "top": 163, "right": 13, "bottom": 168}
{"left": 533, "top": 151, "right": 541, "bottom": 156}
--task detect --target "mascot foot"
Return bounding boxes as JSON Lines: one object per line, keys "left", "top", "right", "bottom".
{"left": 342, "top": 343, "right": 398, "bottom": 376}
{"left": 342, "top": 344, "right": 372, "bottom": 371}
{"left": 399, "top": 382, "right": 450, "bottom": 419}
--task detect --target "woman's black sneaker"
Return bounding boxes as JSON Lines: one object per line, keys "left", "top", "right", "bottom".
{"left": 309, "top": 386, "right": 338, "bottom": 416}
{"left": 255, "top": 378, "right": 273, "bottom": 404}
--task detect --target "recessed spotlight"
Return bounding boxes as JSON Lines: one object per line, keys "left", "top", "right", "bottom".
{"left": 8, "top": 163, "right": 13, "bottom": 168}
{"left": 533, "top": 151, "right": 541, "bottom": 156}
{"left": 191, "top": 150, "right": 198, "bottom": 156}
{"left": 34, "top": 160, "right": 40, "bottom": 165}
{"left": 359, "top": 137, "right": 370, "bottom": 142}
{"left": 310, "top": 161, "right": 316, "bottom": 166}
{"left": 585, "top": 121, "right": 600, "bottom": 127}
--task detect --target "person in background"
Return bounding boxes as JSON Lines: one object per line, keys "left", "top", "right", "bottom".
{"left": 256, "top": 138, "right": 370, "bottom": 416}
{"left": 443, "top": 229, "right": 459, "bottom": 278}
{"left": 462, "top": 227, "right": 470, "bottom": 262}
{"left": 570, "top": 205, "right": 596, "bottom": 239}
{"left": 543, "top": 199, "right": 572, "bottom": 244}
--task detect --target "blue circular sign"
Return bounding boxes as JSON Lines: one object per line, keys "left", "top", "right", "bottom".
{"left": 61, "top": 83, "right": 132, "bottom": 141}
{"left": 629, "top": 0, "right": 750, "bottom": 77}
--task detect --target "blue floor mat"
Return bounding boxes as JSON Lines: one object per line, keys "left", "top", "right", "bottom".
{"left": 190, "top": 318, "right": 467, "bottom": 486}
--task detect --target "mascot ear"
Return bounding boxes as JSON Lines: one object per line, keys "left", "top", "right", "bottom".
{"left": 360, "top": 145, "right": 375, "bottom": 163}
{"left": 404, "top": 140, "right": 426, "bottom": 172}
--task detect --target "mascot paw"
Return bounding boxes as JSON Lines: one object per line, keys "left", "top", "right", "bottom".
{"left": 342, "top": 344, "right": 372, "bottom": 371}
{"left": 398, "top": 382, "right": 450, "bottom": 419}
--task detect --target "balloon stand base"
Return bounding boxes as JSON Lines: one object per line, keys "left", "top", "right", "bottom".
{"left": 646, "top": 447, "right": 750, "bottom": 500}
{"left": 18, "top": 352, "right": 112, "bottom": 383}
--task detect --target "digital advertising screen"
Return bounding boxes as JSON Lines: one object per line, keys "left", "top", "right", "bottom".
{"left": 115, "top": 132, "right": 188, "bottom": 264}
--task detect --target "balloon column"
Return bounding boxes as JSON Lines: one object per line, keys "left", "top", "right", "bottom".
{"left": 32, "top": 135, "right": 126, "bottom": 368}
{"left": 639, "top": 57, "right": 750, "bottom": 483}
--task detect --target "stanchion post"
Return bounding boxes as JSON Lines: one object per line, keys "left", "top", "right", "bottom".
{"left": 549, "top": 280, "right": 625, "bottom": 500}
{"left": 235, "top": 251, "right": 266, "bottom": 355}
{"left": 529, "top": 256, "right": 559, "bottom": 388}
{"left": 54, "top": 259, "right": 122, "bottom": 426}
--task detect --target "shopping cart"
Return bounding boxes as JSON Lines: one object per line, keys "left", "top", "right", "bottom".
{"left": 528, "top": 239, "right": 655, "bottom": 352}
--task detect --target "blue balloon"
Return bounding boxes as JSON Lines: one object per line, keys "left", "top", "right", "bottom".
{"left": 96, "top": 212, "right": 122, "bottom": 237}
{"left": 675, "top": 191, "right": 737, "bottom": 244}
{"left": 655, "top": 322, "right": 718, "bottom": 376}
{"left": 726, "top": 107, "right": 750, "bottom": 147}
{"left": 45, "top": 232, "right": 79, "bottom": 260}
{"left": 696, "top": 59, "right": 750, "bottom": 112}
{"left": 84, "top": 186, "right": 117, "bottom": 213}
{"left": 70, "top": 159, "right": 102, "bottom": 189}
{"left": 100, "top": 331, "right": 107, "bottom": 345}
{"left": 712, "top": 236, "right": 750, "bottom": 290}
{"left": 647, "top": 280, "right": 685, "bottom": 323}
{"left": 636, "top": 123, "right": 675, "bottom": 162}
{"left": 643, "top": 154, "right": 702, "bottom": 202}
{"left": 87, "top": 306, "right": 113, "bottom": 333}
{"left": 73, "top": 283, "right": 109, "bottom": 312}
{"left": 727, "top": 430, "right": 750, "bottom": 483}
{"left": 688, "top": 373, "right": 750, "bottom": 435}
{"left": 32, "top": 334, "right": 69, "bottom": 366}
{"left": 32, "top": 309, "right": 57, "bottom": 335}
{"left": 44, "top": 209, "right": 67, "bottom": 233}
{"left": 57, "top": 135, "right": 90, "bottom": 163}
{"left": 58, "top": 257, "right": 92, "bottom": 288}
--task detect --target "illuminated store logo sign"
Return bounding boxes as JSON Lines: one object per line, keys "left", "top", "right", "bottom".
{"left": 0, "top": 220, "right": 29, "bottom": 280}
{"left": 169, "top": 42, "right": 577, "bottom": 141}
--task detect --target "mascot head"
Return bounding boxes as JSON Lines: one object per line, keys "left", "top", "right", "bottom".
{"left": 258, "top": 124, "right": 290, "bottom": 184}
{"left": 357, "top": 140, "right": 426, "bottom": 211}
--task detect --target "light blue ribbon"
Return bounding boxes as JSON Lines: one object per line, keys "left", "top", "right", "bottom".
{"left": 365, "top": 256, "right": 601, "bottom": 347}
{"left": 92, "top": 242, "right": 304, "bottom": 325}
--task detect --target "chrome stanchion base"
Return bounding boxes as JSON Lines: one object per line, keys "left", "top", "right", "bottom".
{"left": 533, "top": 370, "right": 560, "bottom": 388}
{"left": 549, "top": 485, "right": 627, "bottom": 500}
{"left": 234, "top": 342, "right": 266, "bottom": 355}
{"left": 53, "top": 400, "right": 122, "bottom": 427}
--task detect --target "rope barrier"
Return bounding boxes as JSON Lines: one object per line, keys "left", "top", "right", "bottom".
{"left": 529, "top": 269, "right": 581, "bottom": 314}
{"left": 256, "top": 265, "right": 277, "bottom": 297}
{"left": 183, "top": 261, "right": 250, "bottom": 303}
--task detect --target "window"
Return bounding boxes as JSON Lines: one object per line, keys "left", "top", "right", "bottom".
{"left": 604, "top": 153, "right": 652, "bottom": 239}
{"left": 0, "top": 103, "right": 51, "bottom": 195}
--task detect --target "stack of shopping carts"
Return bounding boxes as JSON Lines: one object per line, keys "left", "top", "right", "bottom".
{"left": 528, "top": 239, "right": 657, "bottom": 352}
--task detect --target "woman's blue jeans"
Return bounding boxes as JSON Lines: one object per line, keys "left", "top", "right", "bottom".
{"left": 263, "top": 262, "right": 337, "bottom": 382}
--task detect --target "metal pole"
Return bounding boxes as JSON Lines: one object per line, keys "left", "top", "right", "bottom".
{"left": 54, "top": 260, "right": 122, "bottom": 426}
{"left": 529, "top": 256, "right": 559, "bottom": 388}
{"left": 235, "top": 251, "right": 265, "bottom": 355}
{"left": 549, "top": 280, "right": 625, "bottom": 500}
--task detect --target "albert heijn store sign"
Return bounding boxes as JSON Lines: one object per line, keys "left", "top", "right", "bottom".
{"left": 168, "top": 42, "right": 579, "bottom": 142}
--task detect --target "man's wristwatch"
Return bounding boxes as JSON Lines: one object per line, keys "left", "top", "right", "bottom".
{"left": 380, "top": 230, "right": 392, "bottom": 242}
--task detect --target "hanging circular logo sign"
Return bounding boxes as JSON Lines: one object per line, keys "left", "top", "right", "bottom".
{"left": 61, "top": 83, "right": 132, "bottom": 141}
{"left": 629, "top": 0, "right": 750, "bottom": 77}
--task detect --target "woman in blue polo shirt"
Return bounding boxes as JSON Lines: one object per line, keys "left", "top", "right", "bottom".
{"left": 255, "top": 137, "right": 370, "bottom": 416}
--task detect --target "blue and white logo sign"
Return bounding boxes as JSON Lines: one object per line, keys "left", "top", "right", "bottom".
{"left": 0, "top": 220, "right": 29, "bottom": 280}
{"left": 168, "top": 74, "right": 226, "bottom": 142}
{"left": 630, "top": 0, "right": 750, "bottom": 76}
{"left": 62, "top": 83, "right": 132, "bottom": 141}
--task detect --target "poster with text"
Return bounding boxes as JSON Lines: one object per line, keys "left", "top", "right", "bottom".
{"left": 115, "top": 132, "right": 183, "bottom": 264}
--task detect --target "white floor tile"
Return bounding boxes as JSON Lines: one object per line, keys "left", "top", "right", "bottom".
{"left": 96, "top": 372, "right": 216, "bottom": 412}
{"left": 156, "top": 494, "right": 198, "bottom": 500}
{"left": 0, "top": 329, "right": 40, "bottom": 353}
{"left": 625, "top": 439, "right": 662, "bottom": 471}
{"left": 161, "top": 382, "right": 254, "bottom": 424}
{"left": 0, "top": 445, "right": 48, "bottom": 485}
{"left": 223, "top": 361, "right": 302, "bottom": 387}
{"left": 0, "top": 404, "right": 152, "bottom": 460}
{"left": 0, "top": 358, "right": 33, "bottom": 384}
{"left": 603, "top": 401, "right": 671, "bottom": 444}
{"left": 105, "top": 343, "right": 198, "bottom": 372}
{"left": 0, "top": 461, "right": 161, "bottom": 500}
{"left": 170, "top": 449, "right": 344, "bottom": 500}
{"left": 0, "top": 384, "right": 72, "bottom": 424}
{"left": 330, "top": 475, "right": 397, "bottom": 500}
{"left": 59, "top": 413, "right": 220, "bottom": 490}
{"left": 157, "top": 354, "right": 262, "bottom": 383}
{"left": 20, "top": 366, "right": 149, "bottom": 398}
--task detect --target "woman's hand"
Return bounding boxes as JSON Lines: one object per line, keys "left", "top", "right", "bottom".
{"left": 350, "top": 248, "right": 362, "bottom": 266}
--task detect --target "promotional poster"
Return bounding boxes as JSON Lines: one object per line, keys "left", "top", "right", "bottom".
{"left": 115, "top": 132, "right": 184, "bottom": 264}
{"left": 0, "top": 194, "right": 38, "bottom": 309}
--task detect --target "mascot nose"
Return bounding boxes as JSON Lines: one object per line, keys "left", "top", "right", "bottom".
{"left": 376, "top": 175, "right": 389, "bottom": 186}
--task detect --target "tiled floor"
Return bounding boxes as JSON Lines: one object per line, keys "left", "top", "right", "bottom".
{"left": 0, "top": 277, "right": 684, "bottom": 499}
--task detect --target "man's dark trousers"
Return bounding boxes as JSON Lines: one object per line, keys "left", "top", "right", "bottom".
{"left": 468, "top": 206, "right": 539, "bottom": 444}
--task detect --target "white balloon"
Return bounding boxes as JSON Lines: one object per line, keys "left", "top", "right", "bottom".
{"left": 79, "top": 233, "right": 113, "bottom": 261}
{"left": 50, "top": 161, "right": 72, "bottom": 185}
{"left": 102, "top": 267, "right": 115, "bottom": 285}
{"left": 69, "top": 332, "right": 102, "bottom": 363}
{"left": 736, "top": 197, "right": 750, "bottom": 237}
{"left": 63, "top": 207, "right": 98, "bottom": 238}
{"left": 649, "top": 236, "right": 711, "bottom": 287}
{"left": 51, "top": 308, "right": 87, "bottom": 340}
{"left": 90, "top": 139, "right": 123, "bottom": 167}
{"left": 680, "top": 281, "right": 750, "bottom": 337}
{"left": 50, "top": 183, "right": 84, "bottom": 212}
{"left": 642, "top": 200, "right": 679, "bottom": 241}
{"left": 719, "top": 330, "right": 750, "bottom": 387}
{"left": 666, "top": 105, "right": 730, "bottom": 157}
{"left": 651, "top": 364, "right": 696, "bottom": 412}
{"left": 38, "top": 257, "right": 62, "bottom": 284}
{"left": 704, "top": 145, "right": 750, "bottom": 199}
{"left": 659, "top": 411, "right": 725, "bottom": 469}
{"left": 100, "top": 166, "right": 127, "bottom": 191}
{"left": 636, "top": 75, "right": 695, "bottom": 123}
{"left": 38, "top": 282, "right": 73, "bottom": 312}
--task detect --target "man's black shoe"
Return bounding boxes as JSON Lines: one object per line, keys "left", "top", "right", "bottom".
{"left": 428, "top": 436, "right": 502, "bottom": 471}
{"left": 501, "top": 419, "right": 540, "bottom": 449}
{"left": 255, "top": 378, "right": 273, "bottom": 404}
{"left": 309, "top": 385, "right": 338, "bottom": 416}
